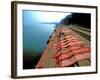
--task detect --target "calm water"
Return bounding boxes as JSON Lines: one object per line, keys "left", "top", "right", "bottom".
{"left": 23, "top": 10, "right": 68, "bottom": 69}
{"left": 23, "top": 23, "right": 55, "bottom": 53}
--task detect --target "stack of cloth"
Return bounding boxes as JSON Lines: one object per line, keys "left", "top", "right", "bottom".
{"left": 52, "top": 27, "right": 90, "bottom": 67}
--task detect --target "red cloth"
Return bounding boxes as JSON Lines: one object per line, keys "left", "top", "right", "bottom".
{"left": 72, "top": 47, "right": 90, "bottom": 54}
{"left": 57, "top": 56, "right": 76, "bottom": 67}
{"left": 53, "top": 33, "right": 90, "bottom": 67}
{"left": 75, "top": 52, "right": 90, "bottom": 61}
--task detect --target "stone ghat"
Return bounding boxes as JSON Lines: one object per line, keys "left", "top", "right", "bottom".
{"left": 52, "top": 27, "right": 90, "bottom": 67}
